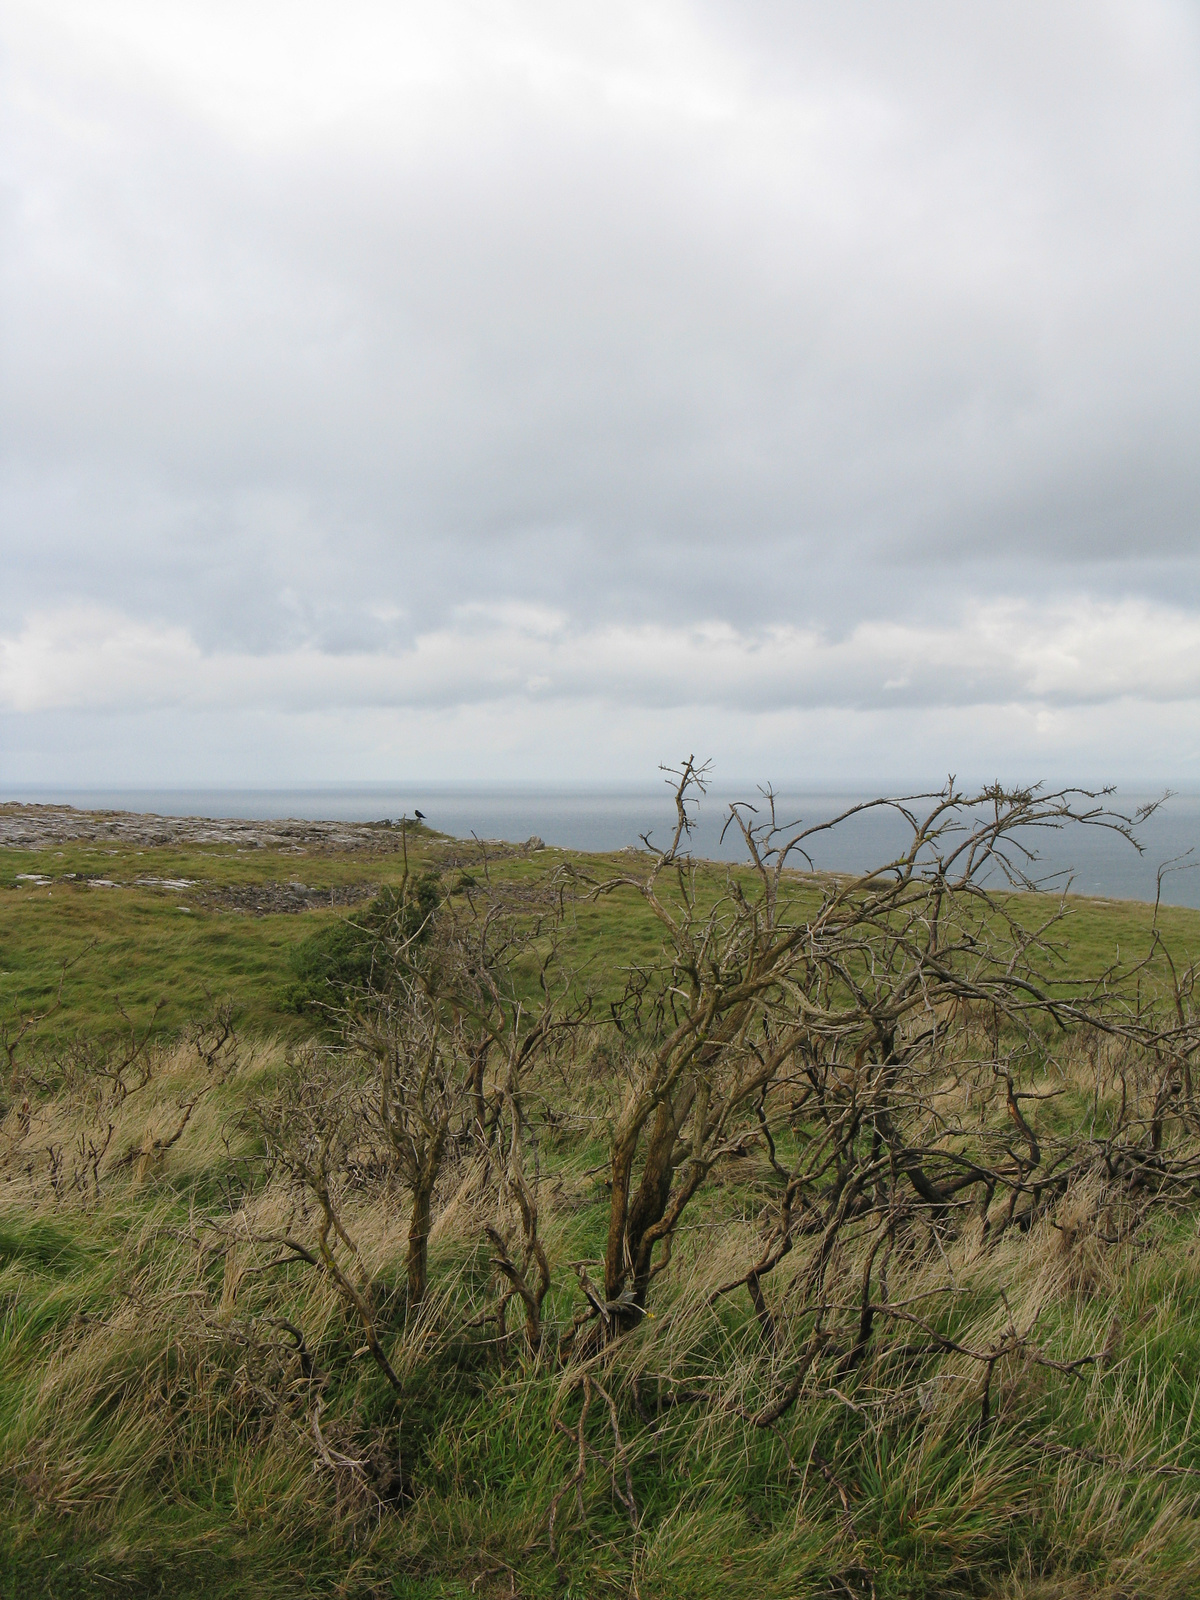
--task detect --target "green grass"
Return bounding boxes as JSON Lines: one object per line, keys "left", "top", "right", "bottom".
{"left": 0, "top": 837, "right": 429, "bottom": 1042}
{"left": 0, "top": 882, "right": 327, "bottom": 1040}
{"left": 8, "top": 1178, "right": 1200, "bottom": 1598}
{"left": 7, "top": 830, "right": 1200, "bottom": 1597}
{"left": 5, "top": 830, "right": 1200, "bottom": 1047}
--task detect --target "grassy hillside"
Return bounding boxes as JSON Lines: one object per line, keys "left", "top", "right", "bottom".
{"left": 5, "top": 798, "right": 1200, "bottom": 1599}
{"left": 5, "top": 827, "right": 1199, "bottom": 1043}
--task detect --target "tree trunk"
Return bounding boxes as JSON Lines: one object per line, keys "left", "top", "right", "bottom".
{"left": 406, "top": 1179, "right": 433, "bottom": 1307}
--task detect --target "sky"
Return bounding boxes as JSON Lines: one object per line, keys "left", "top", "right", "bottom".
{"left": 2, "top": 0, "right": 1199, "bottom": 791}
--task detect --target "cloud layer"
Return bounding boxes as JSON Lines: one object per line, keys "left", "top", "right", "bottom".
{"left": 5, "top": 595, "right": 1200, "bottom": 716}
{"left": 2, "top": 2, "right": 1199, "bottom": 785}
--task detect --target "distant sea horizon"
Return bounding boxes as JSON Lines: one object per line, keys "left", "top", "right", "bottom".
{"left": 5, "top": 781, "right": 1200, "bottom": 909}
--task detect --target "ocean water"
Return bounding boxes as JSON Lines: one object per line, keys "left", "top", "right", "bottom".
{"left": 7, "top": 782, "right": 1200, "bottom": 908}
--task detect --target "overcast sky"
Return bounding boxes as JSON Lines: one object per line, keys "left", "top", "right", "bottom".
{"left": 2, "top": 0, "right": 1199, "bottom": 790}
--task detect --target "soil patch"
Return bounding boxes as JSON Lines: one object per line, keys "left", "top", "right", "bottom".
{"left": 196, "top": 881, "right": 376, "bottom": 915}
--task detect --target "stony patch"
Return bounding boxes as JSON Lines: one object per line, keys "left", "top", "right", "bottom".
{"left": 0, "top": 801, "right": 417, "bottom": 854}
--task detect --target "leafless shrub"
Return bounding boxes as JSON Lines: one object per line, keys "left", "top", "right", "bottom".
{"left": 558, "top": 762, "right": 1199, "bottom": 1393}
{"left": 0, "top": 1001, "right": 239, "bottom": 1204}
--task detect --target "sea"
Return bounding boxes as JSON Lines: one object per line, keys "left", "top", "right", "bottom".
{"left": 6, "top": 783, "right": 1200, "bottom": 910}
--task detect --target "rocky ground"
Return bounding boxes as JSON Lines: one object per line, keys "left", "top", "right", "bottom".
{"left": 0, "top": 801, "right": 411, "bottom": 854}
{"left": 0, "top": 804, "right": 548, "bottom": 857}
{"left": 0, "top": 804, "right": 551, "bottom": 913}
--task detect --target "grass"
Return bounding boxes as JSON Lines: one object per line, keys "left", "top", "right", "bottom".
{"left": 6, "top": 824, "right": 1200, "bottom": 1596}
{"left": 0, "top": 838, "right": 420, "bottom": 1042}
{"left": 6, "top": 829, "right": 1199, "bottom": 1047}
{"left": 0, "top": 885, "right": 319, "bottom": 1040}
{"left": 6, "top": 1089, "right": 1200, "bottom": 1599}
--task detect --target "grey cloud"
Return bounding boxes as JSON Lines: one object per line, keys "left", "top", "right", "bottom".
{"left": 2, "top": 1, "right": 1199, "bottom": 780}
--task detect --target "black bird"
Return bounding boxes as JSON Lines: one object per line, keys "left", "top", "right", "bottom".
{"left": 413, "top": 809, "right": 425, "bottom": 822}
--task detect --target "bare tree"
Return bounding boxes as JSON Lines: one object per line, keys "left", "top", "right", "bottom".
{"left": 354, "top": 976, "right": 473, "bottom": 1309}
{"left": 580, "top": 760, "right": 1182, "bottom": 1341}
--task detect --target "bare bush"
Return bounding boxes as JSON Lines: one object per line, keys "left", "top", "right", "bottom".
{"left": 568, "top": 762, "right": 1197, "bottom": 1364}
